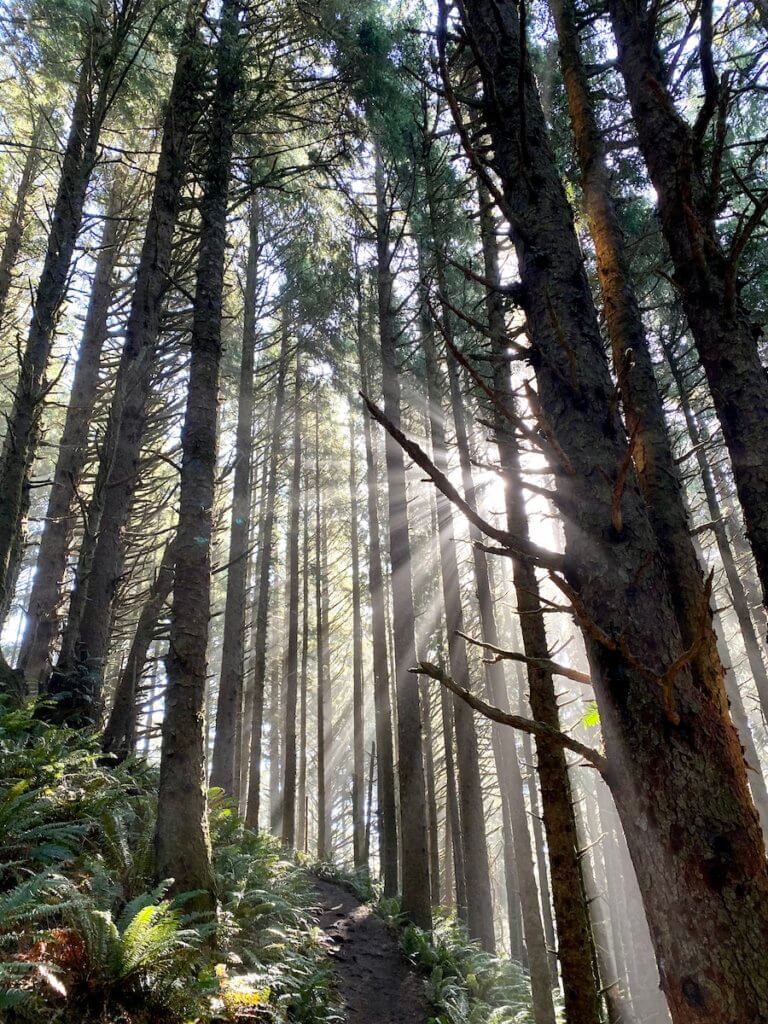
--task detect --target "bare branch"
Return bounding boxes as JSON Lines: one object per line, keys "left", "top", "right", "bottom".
{"left": 411, "top": 660, "right": 608, "bottom": 775}
{"left": 361, "top": 393, "right": 565, "bottom": 572}
{"left": 456, "top": 629, "right": 592, "bottom": 684}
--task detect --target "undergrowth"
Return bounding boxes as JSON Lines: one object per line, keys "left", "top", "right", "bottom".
{"left": 402, "top": 915, "right": 543, "bottom": 1024}
{"left": 0, "top": 701, "right": 341, "bottom": 1023}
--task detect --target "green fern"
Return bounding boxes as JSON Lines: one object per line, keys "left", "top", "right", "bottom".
{"left": 402, "top": 914, "right": 546, "bottom": 1024}
{"left": 0, "top": 704, "right": 342, "bottom": 1023}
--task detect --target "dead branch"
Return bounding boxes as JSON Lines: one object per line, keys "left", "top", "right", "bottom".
{"left": 411, "top": 660, "right": 608, "bottom": 775}
{"left": 433, "top": 304, "right": 576, "bottom": 476}
{"left": 456, "top": 629, "right": 592, "bottom": 684}
{"left": 362, "top": 393, "right": 565, "bottom": 572}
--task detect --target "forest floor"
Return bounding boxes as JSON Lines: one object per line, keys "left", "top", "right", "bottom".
{"left": 312, "top": 877, "right": 432, "bottom": 1023}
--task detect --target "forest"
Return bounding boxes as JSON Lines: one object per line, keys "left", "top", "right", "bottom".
{"left": 0, "top": 0, "right": 766, "bottom": 1020}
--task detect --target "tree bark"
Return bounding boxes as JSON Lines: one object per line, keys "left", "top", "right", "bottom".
{"left": 245, "top": 322, "right": 290, "bottom": 828}
{"left": 448, "top": 4, "right": 768, "bottom": 1020}
{"left": 210, "top": 200, "right": 260, "bottom": 794}
{"left": 154, "top": 0, "right": 240, "bottom": 903}
{"left": 374, "top": 149, "right": 431, "bottom": 929}
{"left": 18, "top": 173, "right": 126, "bottom": 691}
{"left": 607, "top": 0, "right": 768, "bottom": 620}
{"left": 357, "top": 287, "right": 398, "bottom": 895}
{"left": 281, "top": 347, "right": 302, "bottom": 847}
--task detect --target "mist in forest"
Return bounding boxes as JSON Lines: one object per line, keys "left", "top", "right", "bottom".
{"left": 0, "top": 0, "right": 766, "bottom": 1022}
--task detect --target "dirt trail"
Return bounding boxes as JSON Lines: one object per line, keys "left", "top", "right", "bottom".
{"left": 312, "top": 877, "right": 432, "bottom": 1023}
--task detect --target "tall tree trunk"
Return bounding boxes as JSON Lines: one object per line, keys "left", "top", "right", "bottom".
{"left": 705, "top": 439, "right": 765, "bottom": 638}
{"left": 281, "top": 348, "right": 302, "bottom": 847}
{"left": 315, "top": 401, "right": 330, "bottom": 859}
{"left": 552, "top": 0, "right": 757, "bottom": 840}
{"left": 374, "top": 149, "right": 431, "bottom": 929}
{"left": 154, "top": 0, "right": 240, "bottom": 902}
{"left": 245, "top": 322, "right": 290, "bottom": 828}
{"left": 606, "top": 0, "right": 768, "bottom": 619}
{"left": 54, "top": 0, "right": 204, "bottom": 705}
{"left": 471, "top": 179, "right": 602, "bottom": 1018}
{"left": 574, "top": 772, "right": 638, "bottom": 1024}
{"left": 597, "top": 780, "right": 668, "bottom": 1024}
{"left": 420, "top": 283, "right": 495, "bottom": 952}
{"left": 422, "top": 677, "right": 442, "bottom": 908}
{"left": 268, "top": 654, "right": 283, "bottom": 835}
{"left": 422, "top": 482, "right": 444, "bottom": 910}
{"left": 550, "top": 0, "right": 768, "bottom": 991}
{"left": 238, "top": 414, "right": 273, "bottom": 810}
{"left": 357, "top": 289, "right": 398, "bottom": 895}
{"left": 683, "top": 394, "right": 768, "bottom": 718}
{"left": 421, "top": 475, "right": 444, "bottom": 909}
{"left": 442, "top": 388, "right": 555, "bottom": 1016}
{"left": 210, "top": 201, "right": 260, "bottom": 794}
{"left": 443, "top": 784, "right": 454, "bottom": 910}
{"left": 440, "top": 687, "right": 467, "bottom": 917}
{"left": 0, "top": 112, "right": 45, "bottom": 331}
{"left": 364, "top": 741, "right": 375, "bottom": 864}
{"left": 519, "top": 725, "right": 556, "bottom": 974}
{"left": 0, "top": 39, "right": 107, "bottom": 648}
{"left": 450, "top": 4, "right": 768, "bottom": 1020}
{"left": 349, "top": 414, "right": 366, "bottom": 867}
{"left": 579, "top": 764, "right": 637, "bottom": 1020}
{"left": 102, "top": 539, "right": 175, "bottom": 758}
{"left": 315, "top": 395, "right": 331, "bottom": 860}
{"left": 663, "top": 342, "right": 768, "bottom": 833}
{"left": 271, "top": 570, "right": 289, "bottom": 835}
{"left": 320, "top": 512, "right": 333, "bottom": 848}
{"left": 296, "top": 474, "right": 310, "bottom": 851}
{"left": 18, "top": 173, "right": 126, "bottom": 690}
